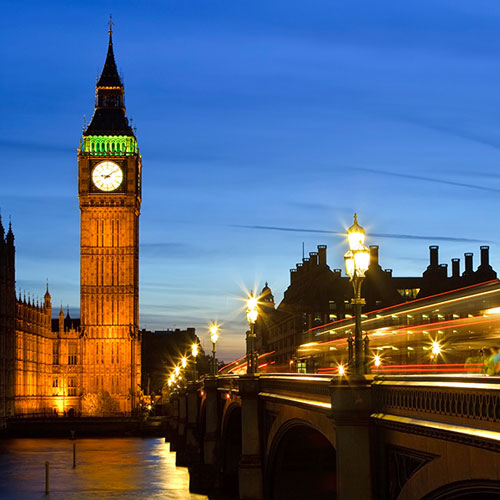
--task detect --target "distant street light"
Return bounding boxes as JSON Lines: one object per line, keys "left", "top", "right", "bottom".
{"left": 191, "top": 343, "right": 199, "bottom": 380}
{"left": 181, "top": 356, "right": 187, "bottom": 369}
{"left": 209, "top": 324, "right": 219, "bottom": 376}
{"left": 344, "top": 214, "right": 370, "bottom": 375}
{"left": 246, "top": 292, "right": 259, "bottom": 374}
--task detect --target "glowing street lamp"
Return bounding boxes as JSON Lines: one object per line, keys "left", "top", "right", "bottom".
{"left": 181, "top": 356, "right": 188, "bottom": 369}
{"left": 246, "top": 292, "right": 259, "bottom": 374}
{"left": 431, "top": 340, "right": 442, "bottom": 363}
{"left": 191, "top": 343, "right": 199, "bottom": 380}
{"left": 209, "top": 324, "right": 219, "bottom": 376}
{"left": 344, "top": 214, "right": 370, "bottom": 375}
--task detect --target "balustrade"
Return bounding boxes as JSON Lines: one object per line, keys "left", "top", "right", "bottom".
{"left": 373, "top": 375, "right": 500, "bottom": 432}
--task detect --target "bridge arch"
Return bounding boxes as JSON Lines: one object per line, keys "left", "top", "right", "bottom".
{"left": 421, "top": 479, "right": 500, "bottom": 499}
{"left": 395, "top": 440, "right": 500, "bottom": 500}
{"left": 265, "top": 419, "right": 337, "bottom": 500}
{"left": 220, "top": 403, "right": 242, "bottom": 500}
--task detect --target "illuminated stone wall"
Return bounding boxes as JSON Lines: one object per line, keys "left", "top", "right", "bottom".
{"left": 0, "top": 32, "right": 142, "bottom": 418}
{"left": 12, "top": 296, "right": 84, "bottom": 416}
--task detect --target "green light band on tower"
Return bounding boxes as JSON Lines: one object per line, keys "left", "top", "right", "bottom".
{"left": 81, "top": 135, "right": 137, "bottom": 156}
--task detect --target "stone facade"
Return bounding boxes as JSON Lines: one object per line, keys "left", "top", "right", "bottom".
{"left": 77, "top": 29, "right": 142, "bottom": 414}
{"left": 0, "top": 220, "right": 83, "bottom": 418}
{"left": 0, "top": 30, "right": 141, "bottom": 419}
{"left": 257, "top": 244, "right": 497, "bottom": 366}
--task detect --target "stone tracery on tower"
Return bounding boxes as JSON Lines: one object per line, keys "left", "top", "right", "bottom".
{"left": 78, "top": 23, "right": 142, "bottom": 413}
{"left": 0, "top": 24, "right": 143, "bottom": 419}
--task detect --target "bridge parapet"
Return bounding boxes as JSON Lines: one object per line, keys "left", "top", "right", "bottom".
{"left": 373, "top": 374, "right": 500, "bottom": 454}
{"left": 373, "top": 375, "right": 500, "bottom": 428}
{"left": 259, "top": 374, "right": 332, "bottom": 411}
{"left": 216, "top": 375, "right": 239, "bottom": 394}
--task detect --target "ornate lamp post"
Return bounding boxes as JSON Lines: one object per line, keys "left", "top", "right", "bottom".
{"left": 246, "top": 293, "right": 259, "bottom": 374}
{"left": 174, "top": 364, "right": 185, "bottom": 388}
{"left": 209, "top": 324, "right": 219, "bottom": 376}
{"left": 180, "top": 356, "right": 188, "bottom": 386}
{"left": 191, "top": 343, "right": 199, "bottom": 380}
{"left": 344, "top": 214, "right": 370, "bottom": 375}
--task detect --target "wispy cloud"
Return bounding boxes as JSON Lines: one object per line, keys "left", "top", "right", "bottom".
{"left": 140, "top": 242, "right": 219, "bottom": 259}
{"left": 286, "top": 201, "right": 350, "bottom": 213}
{"left": 389, "top": 113, "right": 500, "bottom": 154}
{"left": 349, "top": 166, "right": 500, "bottom": 194}
{"left": 231, "top": 224, "right": 488, "bottom": 243}
{"left": 0, "top": 139, "right": 72, "bottom": 154}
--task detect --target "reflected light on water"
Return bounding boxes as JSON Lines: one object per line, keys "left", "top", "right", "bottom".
{"left": 0, "top": 437, "right": 208, "bottom": 500}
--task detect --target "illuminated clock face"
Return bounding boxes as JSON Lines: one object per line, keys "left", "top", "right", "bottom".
{"left": 92, "top": 161, "right": 123, "bottom": 192}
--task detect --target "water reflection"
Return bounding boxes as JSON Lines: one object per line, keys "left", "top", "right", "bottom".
{"left": 0, "top": 437, "right": 208, "bottom": 499}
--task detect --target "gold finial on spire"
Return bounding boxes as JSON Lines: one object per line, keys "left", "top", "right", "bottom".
{"left": 108, "top": 14, "right": 114, "bottom": 36}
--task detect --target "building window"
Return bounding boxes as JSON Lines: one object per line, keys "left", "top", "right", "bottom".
{"left": 52, "top": 378, "right": 58, "bottom": 388}
{"left": 52, "top": 343, "right": 59, "bottom": 365}
{"left": 329, "top": 301, "right": 337, "bottom": 310}
{"left": 397, "top": 288, "right": 421, "bottom": 300}
{"left": 68, "top": 342, "right": 77, "bottom": 365}
{"left": 296, "top": 360, "right": 307, "bottom": 374}
{"left": 68, "top": 377, "right": 77, "bottom": 397}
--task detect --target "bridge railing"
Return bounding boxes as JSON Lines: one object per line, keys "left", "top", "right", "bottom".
{"left": 259, "top": 374, "right": 333, "bottom": 411}
{"left": 216, "top": 375, "right": 240, "bottom": 393}
{"left": 372, "top": 375, "right": 500, "bottom": 432}
{"left": 213, "top": 374, "right": 335, "bottom": 410}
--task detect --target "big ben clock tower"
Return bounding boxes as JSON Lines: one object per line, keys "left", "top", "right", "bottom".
{"left": 78, "top": 24, "right": 141, "bottom": 413}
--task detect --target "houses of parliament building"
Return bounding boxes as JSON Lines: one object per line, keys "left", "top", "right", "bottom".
{"left": 0, "top": 27, "right": 142, "bottom": 419}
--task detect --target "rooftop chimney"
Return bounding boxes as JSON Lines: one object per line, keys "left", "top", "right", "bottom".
{"left": 439, "top": 263, "right": 448, "bottom": 278}
{"left": 369, "top": 245, "right": 379, "bottom": 268}
{"left": 317, "top": 245, "right": 327, "bottom": 266}
{"left": 303, "top": 257, "right": 310, "bottom": 272}
{"left": 290, "top": 268, "right": 297, "bottom": 284}
{"left": 429, "top": 246, "right": 439, "bottom": 267}
{"left": 309, "top": 252, "right": 318, "bottom": 266}
{"left": 333, "top": 268, "right": 342, "bottom": 278}
{"left": 452, "top": 258, "right": 460, "bottom": 279}
{"left": 464, "top": 253, "right": 473, "bottom": 276}
{"left": 480, "top": 246, "right": 490, "bottom": 268}
{"left": 296, "top": 263, "right": 303, "bottom": 275}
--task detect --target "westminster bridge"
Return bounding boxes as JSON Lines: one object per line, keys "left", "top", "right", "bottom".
{"left": 167, "top": 373, "right": 500, "bottom": 500}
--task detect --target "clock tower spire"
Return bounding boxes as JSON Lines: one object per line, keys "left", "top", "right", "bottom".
{"left": 78, "top": 22, "right": 141, "bottom": 414}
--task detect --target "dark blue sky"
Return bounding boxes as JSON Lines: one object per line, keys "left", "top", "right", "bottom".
{"left": 2, "top": 0, "right": 500, "bottom": 359}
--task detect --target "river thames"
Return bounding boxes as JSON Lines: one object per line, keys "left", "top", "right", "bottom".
{"left": 0, "top": 437, "right": 209, "bottom": 499}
